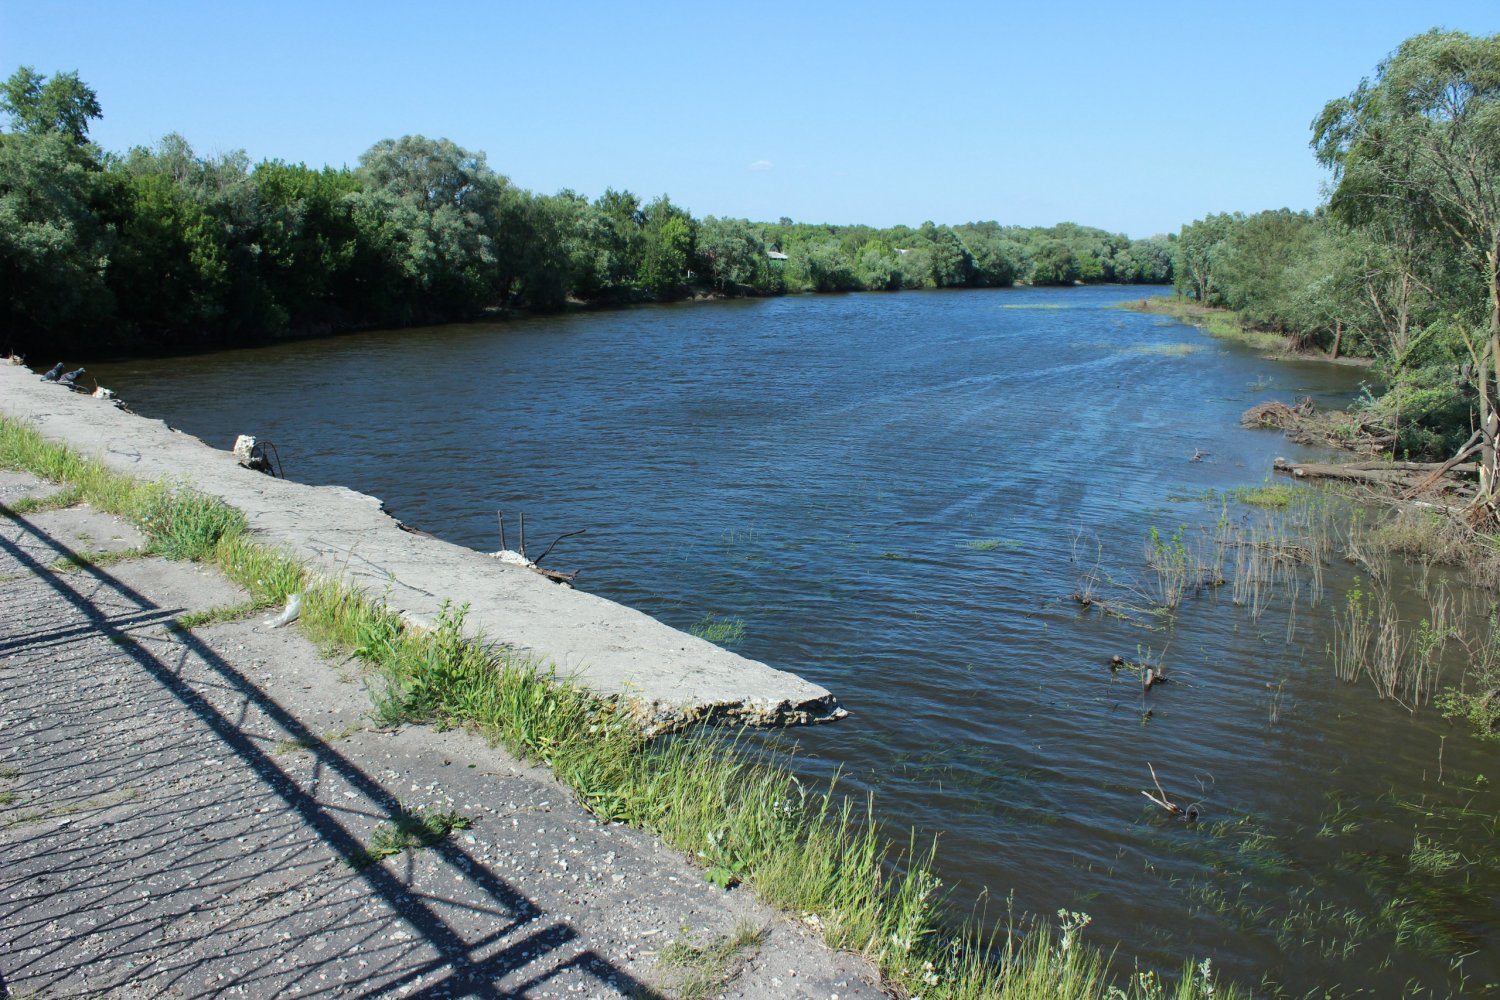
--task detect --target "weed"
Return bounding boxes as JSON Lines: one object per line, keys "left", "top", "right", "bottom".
{"left": 214, "top": 535, "right": 305, "bottom": 607}
{"left": 0, "top": 790, "right": 16, "bottom": 806}
{"left": 0, "top": 765, "right": 19, "bottom": 780}
{"left": 172, "top": 601, "right": 260, "bottom": 630}
{"left": 1231, "top": 483, "right": 1299, "bottom": 509}
{"left": 48, "top": 546, "right": 149, "bottom": 573}
{"left": 1438, "top": 606, "right": 1500, "bottom": 739}
{"left": 350, "top": 804, "right": 472, "bottom": 868}
{"left": 1144, "top": 524, "right": 1195, "bottom": 610}
{"left": 2, "top": 788, "right": 140, "bottom": 829}
{"left": 1130, "top": 342, "right": 1201, "bottom": 357}
{"left": 966, "top": 538, "right": 1014, "bottom": 552}
{"left": 658, "top": 922, "right": 765, "bottom": 1000}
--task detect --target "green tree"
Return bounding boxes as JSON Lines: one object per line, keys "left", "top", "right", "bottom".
{"left": 351, "top": 135, "right": 506, "bottom": 319}
{"left": 0, "top": 66, "right": 101, "bottom": 144}
{"left": 1030, "top": 240, "right": 1080, "bottom": 286}
{"left": 697, "top": 216, "right": 765, "bottom": 291}
{"left": 639, "top": 195, "right": 694, "bottom": 294}
{"left": 798, "top": 239, "right": 857, "bottom": 292}
{"left": 1174, "top": 213, "right": 1239, "bottom": 302}
{"left": 0, "top": 131, "right": 116, "bottom": 347}
{"left": 1314, "top": 29, "right": 1500, "bottom": 515}
{"left": 855, "top": 239, "right": 899, "bottom": 290}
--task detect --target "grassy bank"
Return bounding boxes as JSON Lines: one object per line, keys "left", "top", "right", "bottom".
{"left": 1119, "top": 296, "right": 1298, "bottom": 355}
{"left": 0, "top": 413, "right": 1237, "bottom": 1000}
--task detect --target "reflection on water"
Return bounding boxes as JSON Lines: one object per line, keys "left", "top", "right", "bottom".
{"left": 87, "top": 287, "right": 1500, "bottom": 996}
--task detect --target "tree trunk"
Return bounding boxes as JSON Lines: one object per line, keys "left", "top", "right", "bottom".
{"left": 1482, "top": 244, "right": 1500, "bottom": 518}
{"left": 1332, "top": 320, "right": 1343, "bottom": 360}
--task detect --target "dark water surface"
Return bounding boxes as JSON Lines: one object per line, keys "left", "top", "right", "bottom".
{"left": 88, "top": 287, "right": 1500, "bottom": 996}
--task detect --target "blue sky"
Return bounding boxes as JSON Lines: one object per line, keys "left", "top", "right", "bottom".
{"left": 2, "top": 1, "right": 1494, "bottom": 237}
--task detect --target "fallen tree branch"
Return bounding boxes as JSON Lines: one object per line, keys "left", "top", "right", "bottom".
{"left": 1141, "top": 762, "right": 1182, "bottom": 816}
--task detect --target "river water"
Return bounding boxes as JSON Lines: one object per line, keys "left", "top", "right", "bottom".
{"left": 87, "top": 286, "right": 1500, "bottom": 996}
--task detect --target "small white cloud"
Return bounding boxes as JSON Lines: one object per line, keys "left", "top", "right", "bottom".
{"left": 748, "top": 159, "right": 773, "bottom": 172}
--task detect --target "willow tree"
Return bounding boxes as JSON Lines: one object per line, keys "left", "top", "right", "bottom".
{"left": 1313, "top": 30, "right": 1500, "bottom": 519}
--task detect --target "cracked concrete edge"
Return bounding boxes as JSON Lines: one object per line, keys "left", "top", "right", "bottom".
{"left": 0, "top": 362, "right": 847, "bottom": 731}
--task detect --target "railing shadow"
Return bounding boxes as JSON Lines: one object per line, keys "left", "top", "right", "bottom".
{"left": 0, "top": 505, "right": 663, "bottom": 999}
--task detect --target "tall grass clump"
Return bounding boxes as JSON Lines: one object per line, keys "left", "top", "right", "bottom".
{"left": 135, "top": 481, "right": 247, "bottom": 560}
{"left": 1144, "top": 524, "right": 1197, "bottom": 610}
{"left": 1438, "top": 605, "right": 1500, "bottom": 739}
{"left": 1331, "top": 582, "right": 1453, "bottom": 708}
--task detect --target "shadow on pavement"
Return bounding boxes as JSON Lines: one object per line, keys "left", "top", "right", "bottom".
{"left": 0, "top": 505, "right": 663, "bottom": 999}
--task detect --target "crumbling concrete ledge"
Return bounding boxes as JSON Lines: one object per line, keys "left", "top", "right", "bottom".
{"left": 0, "top": 363, "right": 845, "bottom": 731}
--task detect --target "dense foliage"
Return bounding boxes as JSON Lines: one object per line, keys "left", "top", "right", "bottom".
{"left": 1170, "top": 29, "right": 1500, "bottom": 496}
{"left": 0, "top": 67, "right": 1171, "bottom": 358}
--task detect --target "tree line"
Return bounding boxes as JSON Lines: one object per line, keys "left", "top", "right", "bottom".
{"left": 0, "top": 67, "right": 1172, "bottom": 358}
{"left": 1168, "top": 29, "right": 1500, "bottom": 517}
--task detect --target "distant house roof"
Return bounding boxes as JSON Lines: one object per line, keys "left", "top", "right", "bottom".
{"left": 766, "top": 250, "right": 789, "bottom": 260}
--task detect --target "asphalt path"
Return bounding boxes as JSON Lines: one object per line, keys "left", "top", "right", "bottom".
{"left": 0, "top": 471, "right": 884, "bottom": 999}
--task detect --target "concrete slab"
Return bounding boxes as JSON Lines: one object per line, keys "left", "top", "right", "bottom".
{"left": 0, "top": 362, "right": 844, "bottom": 730}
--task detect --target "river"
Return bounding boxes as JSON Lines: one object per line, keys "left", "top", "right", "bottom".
{"left": 87, "top": 286, "right": 1500, "bottom": 996}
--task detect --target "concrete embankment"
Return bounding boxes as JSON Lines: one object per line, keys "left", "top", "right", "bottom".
{"left": 0, "top": 363, "right": 844, "bottom": 731}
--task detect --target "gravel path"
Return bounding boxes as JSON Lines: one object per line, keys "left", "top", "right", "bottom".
{"left": 0, "top": 471, "right": 886, "bottom": 999}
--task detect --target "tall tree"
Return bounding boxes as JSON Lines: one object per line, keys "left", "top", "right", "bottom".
{"left": 1314, "top": 30, "right": 1500, "bottom": 518}
{"left": 0, "top": 66, "right": 101, "bottom": 144}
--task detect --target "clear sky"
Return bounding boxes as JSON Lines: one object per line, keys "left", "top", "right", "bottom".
{"left": 2, "top": 1, "right": 1495, "bottom": 237}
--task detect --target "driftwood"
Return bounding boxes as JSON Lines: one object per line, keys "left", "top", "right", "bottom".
{"left": 1141, "top": 763, "right": 1182, "bottom": 816}
{"left": 1273, "top": 456, "right": 1477, "bottom": 493}
{"left": 1141, "top": 763, "right": 1202, "bottom": 823}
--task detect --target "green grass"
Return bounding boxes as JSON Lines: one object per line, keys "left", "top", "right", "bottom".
{"left": 1408, "top": 833, "right": 1464, "bottom": 877}
{"left": 1231, "top": 483, "right": 1300, "bottom": 509}
{"left": 0, "top": 790, "right": 16, "bottom": 806}
{"left": 1119, "top": 297, "right": 1291, "bottom": 354}
{"left": 0, "top": 412, "right": 1247, "bottom": 1000}
{"left": 689, "top": 613, "right": 745, "bottom": 647}
{"left": 966, "top": 538, "right": 1015, "bottom": 552}
{"left": 272, "top": 723, "right": 362, "bottom": 756}
{"left": 350, "top": 804, "right": 473, "bottom": 868}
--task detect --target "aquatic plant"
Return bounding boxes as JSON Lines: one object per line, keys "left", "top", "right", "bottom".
{"left": 690, "top": 613, "right": 747, "bottom": 646}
